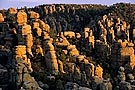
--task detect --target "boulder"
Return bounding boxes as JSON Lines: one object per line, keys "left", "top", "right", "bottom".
{"left": 17, "top": 10, "right": 27, "bottom": 25}
{"left": 29, "top": 11, "right": 40, "bottom": 19}
{"left": 76, "top": 33, "right": 81, "bottom": 38}
{"left": 33, "top": 22, "right": 40, "bottom": 29}
{"left": 77, "top": 55, "right": 85, "bottom": 62}
{"left": 0, "top": 13, "right": 4, "bottom": 22}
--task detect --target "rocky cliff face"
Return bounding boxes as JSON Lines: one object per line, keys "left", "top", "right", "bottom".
{"left": 0, "top": 3, "right": 135, "bottom": 90}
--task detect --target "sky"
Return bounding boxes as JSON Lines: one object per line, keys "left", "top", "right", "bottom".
{"left": 0, "top": 0, "right": 135, "bottom": 9}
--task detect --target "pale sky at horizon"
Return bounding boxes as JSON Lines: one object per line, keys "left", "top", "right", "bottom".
{"left": 0, "top": 0, "right": 135, "bottom": 9}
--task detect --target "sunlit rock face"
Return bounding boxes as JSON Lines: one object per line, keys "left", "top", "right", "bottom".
{"left": 17, "top": 10, "right": 27, "bottom": 25}
{"left": 0, "top": 13, "right": 4, "bottom": 22}
{"left": 1, "top": 3, "right": 135, "bottom": 90}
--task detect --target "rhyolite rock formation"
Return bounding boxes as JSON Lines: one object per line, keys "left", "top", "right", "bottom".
{"left": 0, "top": 3, "right": 135, "bottom": 90}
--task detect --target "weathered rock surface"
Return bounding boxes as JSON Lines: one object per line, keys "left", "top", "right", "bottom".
{"left": 0, "top": 3, "right": 135, "bottom": 90}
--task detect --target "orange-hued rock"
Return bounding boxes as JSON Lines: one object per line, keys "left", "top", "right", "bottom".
{"left": 64, "top": 31, "right": 75, "bottom": 38}
{"left": 16, "top": 55, "right": 32, "bottom": 72}
{"left": 58, "top": 60, "right": 65, "bottom": 73}
{"left": 26, "top": 34, "right": 33, "bottom": 47}
{"left": 26, "top": 34, "right": 33, "bottom": 57}
{"left": 90, "top": 63, "right": 95, "bottom": 77}
{"left": 107, "top": 19, "right": 113, "bottom": 28}
{"left": 102, "top": 28, "right": 107, "bottom": 35}
{"left": 69, "top": 49, "right": 79, "bottom": 56}
{"left": 118, "top": 39, "right": 122, "bottom": 43}
{"left": 95, "top": 65, "right": 103, "bottom": 78}
{"left": 109, "top": 27, "right": 115, "bottom": 40}
{"left": 26, "top": 48, "right": 33, "bottom": 57}
{"left": 98, "top": 20, "right": 104, "bottom": 29}
{"left": 42, "top": 31, "right": 50, "bottom": 40}
{"left": 17, "top": 10, "right": 27, "bottom": 25}
{"left": 67, "top": 45, "right": 79, "bottom": 56}
{"left": 116, "top": 40, "right": 135, "bottom": 67}
{"left": 21, "top": 32, "right": 33, "bottom": 57}
{"left": 36, "top": 27, "right": 42, "bottom": 37}
{"left": 120, "top": 47, "right": 134, "bottom": 56}
{"left": 56, "top": 38, "right": 70, "bottom": 46}
{"left": 120, "top": 41, "right": 127, "bottom": 48}
{"left": 15, "top": 45, "right": 26, "bottom": 56}
{"left": 133, "top": 29, "right": 135, "bottom": 37}
{"left": 88, "top": 30, "right": 95, "bottom": 48}
{"left": 76, "top": 33, "right": 81, "bottom": 38}
{"left": 88, "top": 36, "right": 95, "bottom": 48}
{"left": 26, "top": 58, "right": 33, "bottom": 73}
{"left": 45, "top": 42, "right": 55, "bottom": 51}
{"left": 46, "top": 51, "right": 57, "bottom": 59}
{"left": 0, "top": 13, "right": 4, "bottom": 22}
{"left": 8, "top": 7, "right": 17, "bottom": 14}
{"left": 38, "top": 20, "right": 50, "bottom": 32}
{"left": 122, "top": 21, "right": 127, "bottom": 30}
{"left": 130, "top": 55, "right": 135, "bottom": 69}
{"left": 128, "top": 42, "right": 134, "bottom": 47}
{"left": 15, "top": 45, "right": 33, "bottom": 72}
{"left": 84, "top": 27, "right": 90, "bottom": 32}
{"left": 84, "top": 27, "right": 90, "bottom": 38}
{"left": 14, "top": 45, "right": 40, "bottom": 89}
{"left": 56, "top": 35, "right": 70, "bottom": 46}
{"left": 33, "top": 22, "right": 39, "bottom": 29}
{"left": 29, "top": 11, "right": 40, "bottom": 19}
{"left": 102, "top": 15, "right": 107, "bottom": 21}
{"left": 62, "top": 50, "right": 68, "bottom": 54}
{"left": 44, "top": 6, "right": 49, "bottom": 15}
{"left": 48, "top": 6, "right": 53, "bottom": 14}
{"left": 22, "top": 24, "right": 31, "bottom": 35}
